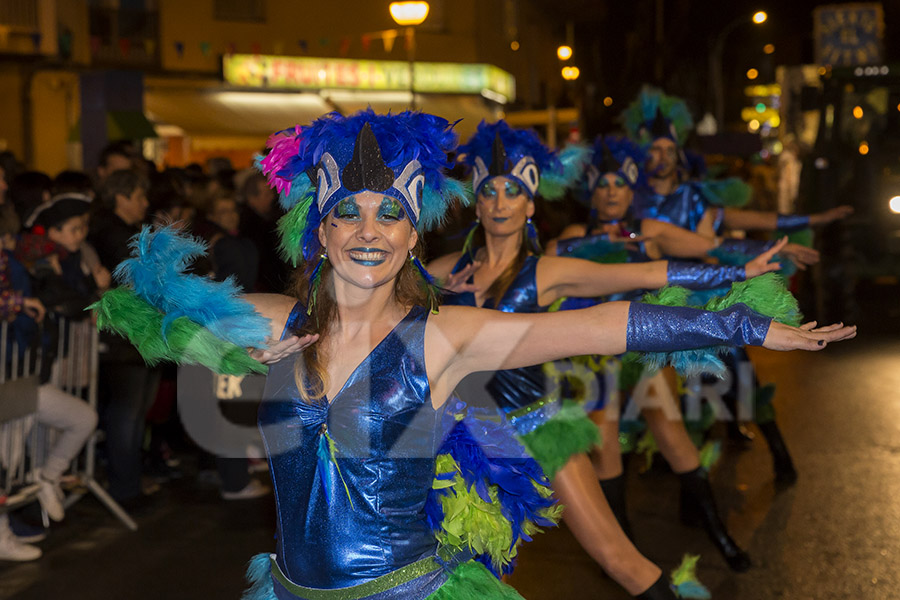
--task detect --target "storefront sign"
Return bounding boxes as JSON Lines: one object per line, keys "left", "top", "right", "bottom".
{"left": 223, "top": 54, "right": 515, "bottom": 102}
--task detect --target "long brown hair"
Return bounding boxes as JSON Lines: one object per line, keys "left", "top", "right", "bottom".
{"left": 287, "top": 237, "right": 430, "bottom": 403}
{"left": 469, "top": 224, "right": 532, "bottom": 308}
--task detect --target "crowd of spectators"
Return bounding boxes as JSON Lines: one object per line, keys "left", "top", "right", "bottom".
{"left": 0, "top": 141, "right": 288, "bottom": 561}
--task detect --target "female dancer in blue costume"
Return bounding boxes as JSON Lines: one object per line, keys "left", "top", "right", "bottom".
{"left": 623, "top": 87, "right": 853, "bottom": 485}
{"left": 94, "top": 111, "right": 855, "bottom": 600}
{"left": 428, "top": 121, "right": 794, "bottom": 596}
{"left": 546, "top": 135, "right": 800, "bottom": 572}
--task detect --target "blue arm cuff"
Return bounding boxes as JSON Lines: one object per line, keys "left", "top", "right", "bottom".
{"left": 666, "top": 261, "right": 747, "bottom": 290}
{"left": 776, "top": 214, "right": 810, "bottom": 232}
{"left": 626, "top": 302, "right": 772, "bottom": 351}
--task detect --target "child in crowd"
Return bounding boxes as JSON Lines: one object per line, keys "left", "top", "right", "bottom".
{"left": 0, "top": 195, "right": 98, "bottom": 561}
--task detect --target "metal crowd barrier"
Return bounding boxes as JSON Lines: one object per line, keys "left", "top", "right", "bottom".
{"left": 0, "top": 316, "right": 137, "bottom": 531}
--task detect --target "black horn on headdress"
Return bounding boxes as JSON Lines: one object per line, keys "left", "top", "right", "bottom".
{"left": 600, "top": 143, "right": 620, "bottom": 174}
{"left": 489, "top": 130, "right": 508, "bottom": 176}
{"left": 342, "top": 123, "right": 395, "bottom": 192}
{"left": 648, "top": 107, "right": 673, "bottom": 141}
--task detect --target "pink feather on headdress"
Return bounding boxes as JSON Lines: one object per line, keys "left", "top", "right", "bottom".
{"left": 259, "top": 125, "right": 303, "bottom": 196}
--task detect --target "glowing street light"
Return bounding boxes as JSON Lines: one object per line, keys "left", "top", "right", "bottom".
{"left": 389, "top": 2, "right": 430, "bottom": 110}
{"left": 859, "top": 141, "right": 869, "bottom": 155}
{"left": 890, "top": 196, "right": 900, "bottom": 214}
{"left": 561, "top": 66, "right": 580, "bottom": 81}
{"left": 746, "top": 68, "right": 759, "bottom": 80}
{"left": 557, "top": 45, "right": 573, "bottom": 60}
{"left": 603, "top": 96, "right": 613, "bottom": 107}
{"left": 853, "top": 105, "right": 864, "bottom": 119}
{"left": 510, "top": 40, "right": 520, "bottom": 51}
{"left": 753, "top": 11, "right": 768, "bottom": 24}
{"left": 763, "top": 43, "right": 775, "bottom": 54}
{"left": 389, "top": 1, "right": 429, "bottom": 26}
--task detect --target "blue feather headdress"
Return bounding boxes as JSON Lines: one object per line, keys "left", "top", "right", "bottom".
{"left": 583, "top": 135, "right": 647, "bottom": 195}
{"left": 457, "top": 120, "right": 587, "bottom": 201}
{"left": 621, "top": 85, "right": 694, "bottom": 147}
{"left": 258, "top": 109, "right": 469, "bottom": 266}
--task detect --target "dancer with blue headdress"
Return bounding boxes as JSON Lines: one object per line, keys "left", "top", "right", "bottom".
{"left": 546, "top": 134, "right": 811, "bottom": 572}
{"left": 92, "top": 110, "right": 854, "bottom": 600}
{"left": 622, "top": 86, "right": 853, "bottom": 484}
{"left": 428, "top": 120, "right": 812, "bottom": 597}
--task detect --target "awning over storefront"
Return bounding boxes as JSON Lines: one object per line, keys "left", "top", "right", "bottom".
{"left": 145, "top": 87, "right": 333, "bottom": 139}
{"left": 146, "top": 86, "right": 501, "bottom": 144}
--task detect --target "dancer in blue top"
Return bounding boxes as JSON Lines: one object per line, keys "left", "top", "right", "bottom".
{"left": 429, "top": 121, "right": 798, "bottom": 596}
{"left": 547, "top": 134, "right": 788, "bottom": 572}
{"left": 94, "top": 111, "right": 855, "bottom": 600}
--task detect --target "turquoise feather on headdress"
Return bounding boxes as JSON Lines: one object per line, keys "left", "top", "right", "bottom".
{"left": 622, "top": 85, "right": 694, "bottom": 147}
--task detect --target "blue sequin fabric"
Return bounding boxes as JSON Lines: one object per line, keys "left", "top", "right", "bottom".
{"left": 443, "top": 253, "right": 548, "bottom": 413}
{"left": 259, "top": 303, "right": 448, "bottom": 590}
{"left": 634, "top": 182, "right": 724, "bottom": 234}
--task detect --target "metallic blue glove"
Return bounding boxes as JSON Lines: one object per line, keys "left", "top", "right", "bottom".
{"left": 667, "top": 261, "right": 746, "bottom": 290}
{"left": 776, "top": 214, "right": 810, "bottom": 232}
{"left": 626, "top": 302, "right": 772, "bottom": 351}
{"left": 713, "top": 238, "right": 776, "bottom": 257}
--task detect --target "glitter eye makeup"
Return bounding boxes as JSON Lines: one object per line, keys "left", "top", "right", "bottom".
{"left": 479, "top": 182, "right": 498, "bottom": 200}
{"left": 614, "top": 177, "right": 627, "bottom": 188}
{"left": 377, "top": 197, "right": 406, "bottom": 221}
{"left": 334, "top": 198, "right": 361, "bottom": 219}
{"left": 504, "top": 180, "right": 522, "bottom": 198}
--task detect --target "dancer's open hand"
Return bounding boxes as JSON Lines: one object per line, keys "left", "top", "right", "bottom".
{"left": 442, "top": 261, "right": 481, "bottom": 294}
{"left": 762, "top": 321, "right": 856, "bottom": 351}
{"left": 250, "top": 333, "right": 319, "bottom": 364}
{"left": 745, "top": 236, "right": 787, "bottom": 278}
{"left": 780, "top": 243, "right": 820, "bottom": 271}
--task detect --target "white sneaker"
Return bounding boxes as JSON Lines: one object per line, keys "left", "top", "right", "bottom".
{"left": 0, "top": 533, "right": 42, "bottom": 561}
{"left": 37, "top": 477, "right": 65, "bottom": 522}
{"left": 221, "top": 479, "right": 271, "bottom": 501}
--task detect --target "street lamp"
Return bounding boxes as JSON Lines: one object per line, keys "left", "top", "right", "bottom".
{"left": 557, "top": 45, "right": 573, "bottom": 61}
{"left": 709, "top": 11, "right": 768, "bottom": 128}
{"left": 389, "top": 2, "right": 429, "bottom": 26}
{"left": 389, "top": 2, "right": 429, "bottom": 109}
{"left": 561, "top": 66, "right": 580, "bottom": 80}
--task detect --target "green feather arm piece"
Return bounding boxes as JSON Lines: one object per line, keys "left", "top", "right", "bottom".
{"left": 91, "top": 287, "right": 267, "bottom": 376}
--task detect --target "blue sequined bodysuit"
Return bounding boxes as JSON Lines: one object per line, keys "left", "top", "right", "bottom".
{"left": 634, "top": 182, "right": 724, "bottom": 234}
{"left": 443, "top": 253, "right": 551, "bottom": 423}
{"left": 258, "top": 303, "right": 446, "bottom": 591}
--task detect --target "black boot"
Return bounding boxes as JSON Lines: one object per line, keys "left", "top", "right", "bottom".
{"left": 757, "top": 420, "right": 798, "bottom": 486}
{"left": 599, "top": 474, "right": 633, "bottom": 541}
{"left": 635, "top": 575, "right": 678, "bottom": 599}
{"left": 678, "top": 467, "right": 752, "bottom": 572}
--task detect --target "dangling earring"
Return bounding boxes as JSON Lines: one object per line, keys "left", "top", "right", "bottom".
{"left": 461, "top": 218, "right": 480, "bottom": 259}
{"left": 306, "top": 250, "right": 327, "bottom": 316}
{"left": 526, "top": 217, "right": 542, "bottom": 254}
{"left": 409, "top": 250, "right": 440, "bottom": 314}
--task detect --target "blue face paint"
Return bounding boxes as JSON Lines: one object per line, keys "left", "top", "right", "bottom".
{"left": 479, "top": 182, "right": 498, "bottom": 200}
{"left": 334, "top": 198, "right": 361, "bottom": 220}
{"left": 598, "top": 176, "right": 628, "bottom": 189}
{"left": 504, "top": 180, "right": 522, "bottom": 198}
{"left": 377, "top": 197, "right": 406, "bottom": 222}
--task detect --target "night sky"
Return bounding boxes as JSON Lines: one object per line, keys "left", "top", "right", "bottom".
{"left": 533, "top": 0, "right": 898, "bottom": 131}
